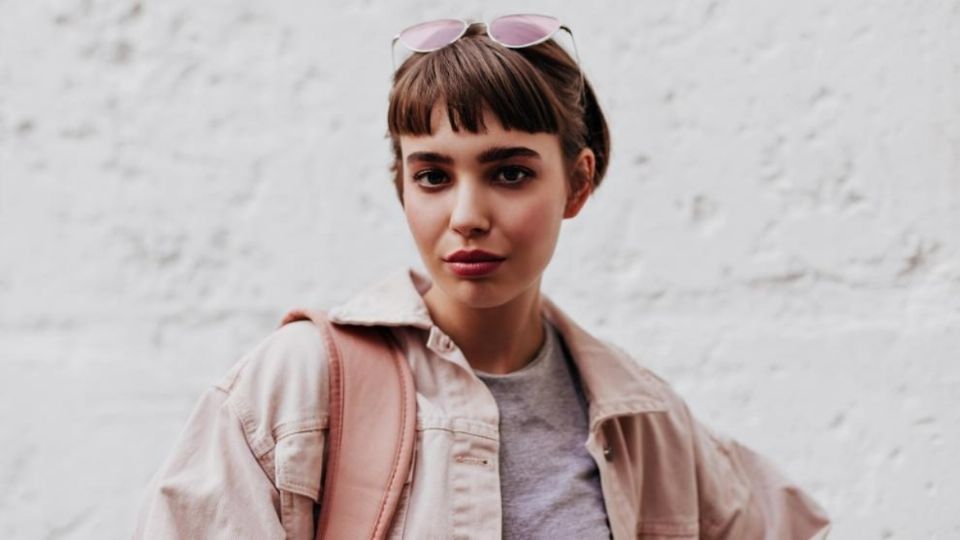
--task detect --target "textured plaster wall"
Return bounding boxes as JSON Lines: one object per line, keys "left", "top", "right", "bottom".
{"left": 1, "top": 1, "right": 958, "bottom": 538}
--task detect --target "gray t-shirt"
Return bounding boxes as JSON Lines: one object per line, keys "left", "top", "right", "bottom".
{"left": 474, "top": 318, "right": 612, "bottom": 539}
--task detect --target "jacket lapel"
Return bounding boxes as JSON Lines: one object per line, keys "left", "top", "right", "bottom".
{"left": 327, "top": 267, "right": 669, "bottom": 426}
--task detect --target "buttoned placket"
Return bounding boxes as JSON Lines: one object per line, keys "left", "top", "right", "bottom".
{"left": 584, "top": 414, "right": 646, "bottom": 540}
{"left": 423, "top": 324, "right": 505, "bottom": 537}
{"left": 424, "top": 323, "right": 637, "bottom": 538}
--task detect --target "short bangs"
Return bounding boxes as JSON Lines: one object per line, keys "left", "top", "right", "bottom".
{"left": 387, "top": 27, "right": 566, "bottom": 138}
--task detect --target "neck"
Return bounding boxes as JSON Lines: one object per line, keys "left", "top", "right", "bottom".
{"left": 421, "top": 279, "right": 546, "bottom": 375}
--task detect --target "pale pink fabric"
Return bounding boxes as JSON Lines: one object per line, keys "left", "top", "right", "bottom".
{"left": 133, "top": 267, "right": 831, "bottom": 539}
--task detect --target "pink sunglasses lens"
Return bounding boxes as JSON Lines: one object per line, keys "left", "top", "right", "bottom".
{"left": 398, "top": 19, "right": 467, "bottom": 51}
{"left": 488, "top": 14, "right": 561, "bottom": 47}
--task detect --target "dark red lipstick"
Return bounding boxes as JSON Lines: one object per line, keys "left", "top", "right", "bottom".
{"left": 443, "top": 249, "right": 506, "bottom": 277}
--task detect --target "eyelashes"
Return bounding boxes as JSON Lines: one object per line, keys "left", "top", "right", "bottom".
{"left": 496, "top": 166, "right": 532, "bottom": 185}
{"left": 411, "top": 166, "right": 536, "bottom": 189}
{"left": 412, "top": 169, "right": 448, "bottom": 188}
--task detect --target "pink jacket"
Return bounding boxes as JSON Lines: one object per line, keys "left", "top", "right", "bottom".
{"left": 133, "top": 267, "right": 831, "bottom": 539}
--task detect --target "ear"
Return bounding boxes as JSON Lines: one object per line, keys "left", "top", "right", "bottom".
{"left": 563, "top": 148, "right": 595, "bottom": 219}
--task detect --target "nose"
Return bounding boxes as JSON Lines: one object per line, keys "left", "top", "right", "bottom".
{"left": 449, "top": 176, "right": 491, "bottom": 239}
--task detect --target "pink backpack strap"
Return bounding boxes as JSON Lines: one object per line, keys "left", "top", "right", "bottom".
{"left": 280, "top": 308, "right": 416, "bottom": 540}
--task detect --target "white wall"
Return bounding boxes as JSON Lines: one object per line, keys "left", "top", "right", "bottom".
{"left": 1, "top": 1, "right": 957, "bottom": 538}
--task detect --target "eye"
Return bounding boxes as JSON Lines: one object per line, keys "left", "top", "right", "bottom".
{"left": 495, "top": 166, "right": 534, "bottom": 185}
{"left": 412, "top": 169, "right": 449, "bottom": 188}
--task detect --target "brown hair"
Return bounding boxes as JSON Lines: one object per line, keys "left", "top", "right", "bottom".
{"left": 386, "top": 22, "right": 611, "bottom": 205}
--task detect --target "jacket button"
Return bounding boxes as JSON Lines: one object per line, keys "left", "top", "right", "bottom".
{"left": 603, "top": 444, "right": 613, "bottom": 461}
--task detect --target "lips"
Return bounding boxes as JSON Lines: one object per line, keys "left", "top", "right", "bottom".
{"left": 443, "top": 249, "right": 507, "bottom": 278}
{"left": 444, "top": 249, "right": 506, "bottom": 262}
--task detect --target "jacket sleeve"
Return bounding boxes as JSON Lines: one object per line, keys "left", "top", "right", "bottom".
{"left": 688, "top": 410, "right": 832, "bottom": 539}
{"left": 132, "top": 385, "right": 286, "bottom": 540}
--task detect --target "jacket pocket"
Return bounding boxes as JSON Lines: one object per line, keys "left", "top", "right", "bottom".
{"left": 275, "top": 429, "right": 326, "bottom": 540}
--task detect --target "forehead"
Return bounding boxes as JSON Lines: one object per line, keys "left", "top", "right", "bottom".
{"left": 399, "top": 104, "right": 562, "bottom": 161}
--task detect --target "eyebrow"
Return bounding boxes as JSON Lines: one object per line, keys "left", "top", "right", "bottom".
{"left": 405, "top": 146, "right": 542, "bottom": 166}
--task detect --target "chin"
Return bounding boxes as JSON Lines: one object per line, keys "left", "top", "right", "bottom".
{"left": 439, "top": 275, "right": 512, "bottom": 309}
{"left": 435, "top": 264, "right": 544, "bottom": 311}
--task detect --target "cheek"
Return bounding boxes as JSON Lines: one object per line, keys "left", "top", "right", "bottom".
{"left": 403, "top": 194, "right": 443, "bottom": 247}
{"left": 502, "top": 196, "right": 564, "bottom": 247}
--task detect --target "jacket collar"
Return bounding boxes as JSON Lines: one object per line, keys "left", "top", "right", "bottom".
{"left": 327, "top": 267, "right": 668, "bottom": 425}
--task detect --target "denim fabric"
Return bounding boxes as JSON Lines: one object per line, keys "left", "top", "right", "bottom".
{"left": 133, "top": 266, "right": 831, "bottom": 539}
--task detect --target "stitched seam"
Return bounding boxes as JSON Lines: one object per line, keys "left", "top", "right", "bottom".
{"left": 282, "top": 479, "right": 318, "bottom": 491}
{"left": 416, "top": 425, "right": 499, "bottom": 441}
{"left": 280, "top": 488, "right": 293, "bottom": 535}
{"left": 280, "top": 479, "right": 321, "bottom": 499}
{"left": 637, "top": 519, "right": 699, "bottom": 536}
{"left": 258, "top": 447, "right": 277, "bottom": 486}
{"left": 454, "top": 456, "right": 490, "bottom": 466}
{"left": 316, "top": 317, "right": 344, "bottom": 535}
{"left": 223, "top": 389, "right": 275, "bottom": 459}
{"left": 220, "top": 388, "right": 279, "bottom": 487}
{"left": 273, "top": 418, "right": 329, "bottom": 440}
{"left": 373, "top": 328, "right": 413, "bottom": 538}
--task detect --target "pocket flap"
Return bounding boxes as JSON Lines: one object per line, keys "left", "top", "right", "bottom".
{"left": 275, "top": 429, "right": 326, "bottom": 501}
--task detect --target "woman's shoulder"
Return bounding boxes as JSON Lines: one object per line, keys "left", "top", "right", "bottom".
{"left": 216, "top": 319, "right": 326, "bottom": 388}
{"left": 213, "top": 318, "right": 331, "bottom": 442}
{"left": 584, "top": 335, "right": 689, "bottom": 411}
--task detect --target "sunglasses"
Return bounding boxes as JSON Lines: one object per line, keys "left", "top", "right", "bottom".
{"left": 391, "top": 13, "right": 584, "bottom": 97}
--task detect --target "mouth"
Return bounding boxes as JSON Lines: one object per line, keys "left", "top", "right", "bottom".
{"left": 444, "top": 259, "right": 504, "bottom": 277}
{"left": 442, "top": 249, "right": 507, "bottom": 277}
{"left": 443, "top": 249, "right": 506, "bottom": 263}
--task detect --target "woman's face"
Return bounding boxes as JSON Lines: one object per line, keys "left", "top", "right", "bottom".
{"left": 399, "top": 104, "right": 592, "bottom": 309}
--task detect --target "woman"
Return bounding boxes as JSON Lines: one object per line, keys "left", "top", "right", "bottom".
{"left": 134, "top": 15, "right": 831, "bottom": 539}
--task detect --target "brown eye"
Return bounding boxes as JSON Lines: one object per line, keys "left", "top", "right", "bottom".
{"left": 496, "top": 166, "right": 534, "bottom": 185}
{"left": 412, "top": 169, "right": 448, "bottom": 188}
